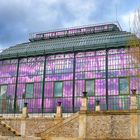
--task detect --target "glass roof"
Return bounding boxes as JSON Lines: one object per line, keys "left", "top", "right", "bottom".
{"left": 0, "top": 31, "right": 135, "bottom": 60}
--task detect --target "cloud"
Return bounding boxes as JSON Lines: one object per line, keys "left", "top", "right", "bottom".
{"left": 62, "top": 0, "right": 97, "bottom": 27}
{"left": 0, "top": 0, "right": 65, "bottom": 48}
{"left": 120, "top": 7, "right": 140, "bottom": 36}
{"left": 0, "top": 0, "right": 140, "bottom": 49}
{"left": 120, "top": 11, "right": 135, "bottom": 32}
{"left": 0, "top": 0, "right": 98, "bottom": 49}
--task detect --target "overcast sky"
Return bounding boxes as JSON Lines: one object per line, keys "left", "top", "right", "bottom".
{"left": 0, "top": 0, "right": 140, "bottom": 49}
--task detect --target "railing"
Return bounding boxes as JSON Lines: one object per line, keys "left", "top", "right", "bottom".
{"left": 0, "top": 95, "right": 138, "bottom": 117}
{"left": 29, "top": 23, "right": 120, "bottom": 42}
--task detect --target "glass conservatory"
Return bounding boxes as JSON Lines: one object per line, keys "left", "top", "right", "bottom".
{"left": 0, "top": 23, "right": 140, "bottom": 114}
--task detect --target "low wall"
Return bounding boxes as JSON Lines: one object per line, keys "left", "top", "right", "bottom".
{"left": 40, "top": 110, "right": 140, "bottom": 140}
{"left": 1, "top": 110, "right": 140, "bottom": 140}
{"left": 78, "top": 110, "right": 140, "bottom": 140}
{"left": 85, "top": 111, "right": 138, "bottom": 139}
{"left": 0, "top": 117, "right": 58, "bottom": 136}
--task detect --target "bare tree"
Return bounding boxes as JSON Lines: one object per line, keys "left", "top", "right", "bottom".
{"left": 127, "top": 7, "right": 140, "bottom": 79}
{"left": 133, "top": 7, "right": 140, "bottom": 38}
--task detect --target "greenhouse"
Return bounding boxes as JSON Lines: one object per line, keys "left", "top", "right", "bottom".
{"left": 0, "top": 23, "right": 140, "bottom": 114}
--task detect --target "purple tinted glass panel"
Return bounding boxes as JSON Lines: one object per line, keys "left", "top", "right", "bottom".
{"left": 19, "top": 58, "right": 28, "bottom": 63}
{"left": 75, "top": 51, "right": 106, "bottom": 80}
{"left": 19, "top": 62, "right": 44, "bottom": 76}
{"left": 17, "top": 82, "right": 42, "bottom": 98}
{"left": 0, "top": 64, "right": 17, "bottom": 78}
{"left": 2, "top": 60, "right": 11, "bottom": 64}
{"left": 46, "top": 73, "right": 73, "bottom": 81}
{"left": 44, "top": 98, "right": 72, "bottom": 112}
{"left": 17, "top": 98, "right": 42, "bottom": 113}
{"left": 45, "top": 82, "right": 53, "bottom": 97}
{"left": 17, "top": 84, "right": 26, "bottom": 98}
{"left": 96, "top": 50, "right": 106, "bottom": 55}
{"left": 75, "top": 80, "right": 84, "bottom": 96}
{"left": 74, "top": 80, "right": 84, "bottom": 111}
{"left": 44, "top": 98, "right": 54, "bottom": 112}
{"left": 17, "top": 56, "right": 44, "bottom": 110}
{"left": 46, "top": 54, "right": 74, "bottom": 82}
{"left": 7, "top": 84, "right": 16, "bottom": 99}
{"left": 84, "top": 72, "right": 95, "bottom": 79}
{"left": 108, "top": 48, "right": 140, "bottom": 78}
{"left": 119, "top": 78, "right": 129, "bottom": 95}
{"left": 74, "top": 50, "right": 106, "bottom": 110}
{"left": 87, "top": 97, "right": 106, "bottom": 111}
{"left": 74, "top": 97, "right": 82, "bottom": 111}
{"left": 18, "top": 76, "right": 42, "bottom": 83}
{"left": 108, "top": 96, "right": 130, "bottom": 110}
{"left": 130, "top": 77, "right": 140, "bottom": 94}
{"left": 34, "top": 82, "right": 42, "bottom": 98}
{"left": 108, "top": 78, "right": 119, "bottom": 95}
{"left": 88, "top": 97, "right": 95, "bottom": 110}
{"left": 95, "top": 96, "right": 106, "bottom": 110}
{"left": 63, "top": 81, "right": 73, "bottom": 97}
{"left": 1, "top": 47, "right": 140, "bottom": 113}
{"left": 107, "top": 47, "right": 140, "bottom": 110}
{"left": 0, "top": 77, "right": 16, "bottom": 84}
{"left": 95, "top": 79, "right": 106, "bottom": 96}
{"left": 44, "top": 54, "right": 74, "bottom": 112}
{"left": 85, "top": 52, "right": 95, "bottom": 56}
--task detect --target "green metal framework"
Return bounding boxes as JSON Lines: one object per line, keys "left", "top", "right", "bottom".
{"left": 0, "top": 24, "right": 140, "bottom": 114}
{"left": 0, "top": 31, "right": 135, "bottom": 60}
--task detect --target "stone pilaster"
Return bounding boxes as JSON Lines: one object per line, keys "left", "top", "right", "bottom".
{"left": 21, "top": 103, "right": 29, "bottom": 119}
{"left": 130, "top": 112, "right": 138, "bottom": 139}
{"left": 130, "top": 89, "right": 139, "bottom": 139}
{"left": 130, "top": 89, "right": 137, "bottom": 110}
{"left": 137, "top": 111, "right": 140, "bottom": 139}
{"left": 80, "top": 98, "right": 88, "bottom": 111}
{"left": 79, "top": 92, "right": 88, "bottom": 138}
{"left": 55, "top": 102, "right": 62, "bottom": 119}
{"left": 129, "top": 89, "right": 137, "bottom": 138}
{"left": 95, "top": 100, "right": 100, "bottom": 111}
{"left": 80, "top": 91, "right": 88, "bottom": 111}
{"left": 20, "top": 120, "right": 26, "bottom": 136}
{"left": 79, "top": 112, "right": 87, "bottom": 138}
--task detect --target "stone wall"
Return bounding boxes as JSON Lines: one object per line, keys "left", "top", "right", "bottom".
{"left": 0, "top": 136, "right": 41, "bottom": 140}
{"left": 41, "top": 113, "right": 79, "bottom": 139}
{"left": 2, "top": 117, "right": 56, "bottom": 136}
{"left": 46, "top": 117, "right": 79, "bottom": 138}
{"left": 24, "top": 118, "right": 56, "bottom": 136}
{"left": 1, "top": 110, "right": 140, "bottom": 140}
{"left": 3, "top": 118, "right": 21, "bottom": 133}
{"left": 87, "top": 115, "right": 111, "bottom": 138}
{"left": 0, "top": 123, "right": 16, "bottom": 136}
{"left": 86, "top": 113, "right": 131, "bottom": 139}
{"left": 0, "top": 119, "right": 20, "bottom": 137}
{"left": 41, "top": 110, "right": 140, "bottom": 140}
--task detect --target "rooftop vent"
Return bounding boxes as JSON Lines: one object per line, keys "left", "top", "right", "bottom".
{"left": 29, "top": 23, "right": 120, "bottom": 42}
